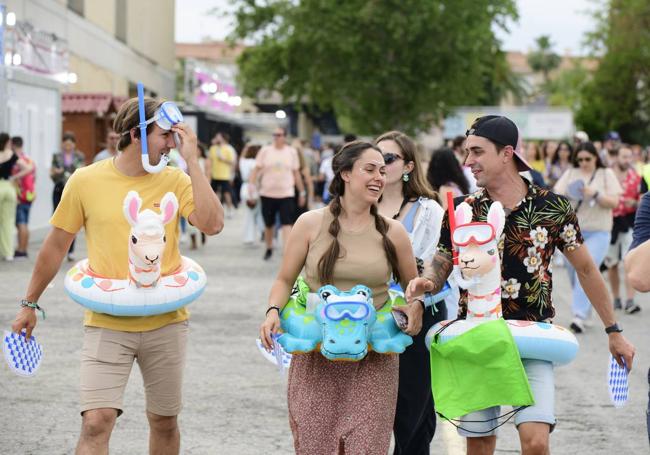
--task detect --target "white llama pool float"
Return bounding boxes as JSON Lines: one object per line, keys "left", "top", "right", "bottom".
{"left": 64, "top": 191, "right": 206, "bottom": 316}
{"left": 425, "top": 200, "right": 578, "bottom": 366}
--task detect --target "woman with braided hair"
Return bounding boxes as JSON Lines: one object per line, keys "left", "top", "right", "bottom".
{"left": 260, "top": 141, "right": 423, "bottom": 454}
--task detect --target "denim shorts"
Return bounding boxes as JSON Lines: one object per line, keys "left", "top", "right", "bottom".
{"left": 457, "top": 359, "right": 555, "bottom": 437}
{"left": 16, "top": 202, "right": 31, "bottom": 225}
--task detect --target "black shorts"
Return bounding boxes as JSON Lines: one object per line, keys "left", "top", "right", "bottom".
{"left": 261, "top": 196, "right": 296, "bottom": 227}
{"left": 211, "top": 179, "right": 232, "bottom": 196}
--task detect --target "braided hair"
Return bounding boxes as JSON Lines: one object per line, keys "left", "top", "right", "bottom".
{"left": 318, "top": 141, "right": 401, "bottom": 284}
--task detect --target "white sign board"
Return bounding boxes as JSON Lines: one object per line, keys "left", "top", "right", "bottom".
{"left": 444, "top": 107, "right": 574, "bottom": 140}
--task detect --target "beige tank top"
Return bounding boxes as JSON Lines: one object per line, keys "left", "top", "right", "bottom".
{"left": 303, "top": 207, "right": 391, "bottom": 308}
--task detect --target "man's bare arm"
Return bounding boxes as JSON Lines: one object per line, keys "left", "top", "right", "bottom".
{"left": 563, "top": 245, "right": 616, "bottom": 326}
{"left": 564, "top": 245, "right": 636, "bottom": 370}
{"left": 425, "top": 253, "right": 454, "bottom": 294}
{"left": 406, "top": 252, "right": 453, "bottom": 301}
{"left": 12, "top": 227, "right": 75, "bottom": 338}
{"left": 625, "top": 238, "right": 650, "bottom": 292}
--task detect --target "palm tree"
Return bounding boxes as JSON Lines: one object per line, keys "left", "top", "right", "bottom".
{"left": 527, "top": 35, "right": 562, "bottom": 85}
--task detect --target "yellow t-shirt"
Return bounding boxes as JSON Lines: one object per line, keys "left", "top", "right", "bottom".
{"left": 209, "top": 144, "right": 235, "bottom": 180}
{"left": 50, "top": 159, "right": 196, "bottom": 332}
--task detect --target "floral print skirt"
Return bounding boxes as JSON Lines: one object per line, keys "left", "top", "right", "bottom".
{"left": 287, "top": 351, "right": 399, "bottom": 454}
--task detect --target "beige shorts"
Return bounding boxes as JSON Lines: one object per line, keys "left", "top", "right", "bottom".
{"left": 80, "top": 321, "right": 189, "bottom": 417}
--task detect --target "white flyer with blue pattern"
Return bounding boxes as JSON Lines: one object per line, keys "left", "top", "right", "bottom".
{"left": 607, "top": 354, "right": 629, "bottom": 408}
{"left": 3, "top": 331, "right": 43, "bottom": 377}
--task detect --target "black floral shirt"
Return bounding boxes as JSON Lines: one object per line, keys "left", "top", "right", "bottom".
{"left": 438, "top": 179, "right": 584, "bottom": 322}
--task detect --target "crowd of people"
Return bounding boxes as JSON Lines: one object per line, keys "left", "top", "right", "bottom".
{"left": 2, "top": 106, "right": 645, "bottom": 454}
{"left": 214, "top": 126, "right": 649, "bottom": 340}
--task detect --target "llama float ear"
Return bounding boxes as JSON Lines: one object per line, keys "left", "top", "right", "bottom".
{"left": 487, "top": 201, "right": 506, "bottom": 238}
{"left": 159, "top": 192, "right": 179, "bottom": 225}
{"left": 455, "top": 202, "right": 473, "bottom": 225}
{"left": 123, "top": 191, "right": 142, "bottom": 227}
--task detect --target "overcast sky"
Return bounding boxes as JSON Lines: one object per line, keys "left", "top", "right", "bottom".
{"left": 175, "top": 0, "right": 599, "bottom": 55}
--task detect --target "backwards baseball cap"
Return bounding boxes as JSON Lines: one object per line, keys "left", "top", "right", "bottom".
{"left": 466, "top": 115, "right": 531, "bottom": 171}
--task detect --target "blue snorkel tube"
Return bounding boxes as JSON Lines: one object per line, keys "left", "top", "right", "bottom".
{"left": 137, "top": 82, "right": 184, "bottom": 174}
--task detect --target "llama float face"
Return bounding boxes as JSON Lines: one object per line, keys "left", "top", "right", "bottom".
{"left": 123, "top": 191, "right": 179, "bottom": 287}
{"left": 451, "top": 201, "right": 505, "bottom": 319}
{"left": 458, "top": 242, "right": 499, "bottom": 280}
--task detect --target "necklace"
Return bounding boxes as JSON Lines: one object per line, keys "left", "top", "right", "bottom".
{"left": 503, "top": 182, "right": 528, "bottom": 216}
{"left": 392, "top": 196, "right": 411, "bottom": 220}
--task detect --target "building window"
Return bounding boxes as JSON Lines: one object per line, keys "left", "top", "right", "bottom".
{"left": 115, "top": 0, "right": 127, "bottom": 43}
{"left": 68, "top": 0, "right": 84, "bottom": 16}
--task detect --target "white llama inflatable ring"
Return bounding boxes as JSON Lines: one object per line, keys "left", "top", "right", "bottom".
{"left": 64, "top": 191, "right": 206, "bottom": 316}
{"left": 425, "top": 200, "right": 578, "bottom": 366}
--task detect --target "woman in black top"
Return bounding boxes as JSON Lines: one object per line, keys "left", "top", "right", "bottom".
{"left": 0, "top": 132, "right": 29, "bottom": 260}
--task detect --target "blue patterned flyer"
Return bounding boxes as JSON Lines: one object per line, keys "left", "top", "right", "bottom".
{"left": 256, "top": 334, "right": 291, "bottom": 374}
{"left": 3, "top": 331, "right": 43, "bottom": 377}
{"left": 607, "top": 354, "right": 629, "bottom": 408}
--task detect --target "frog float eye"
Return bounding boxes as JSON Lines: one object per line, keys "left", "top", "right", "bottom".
{"left": 320, "top": 290, "right": 332, "bottom": 301}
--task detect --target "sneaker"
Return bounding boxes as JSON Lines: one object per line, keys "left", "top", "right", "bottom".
{"left": 14, "top": 251, "right": 28, "bottom": 259}
{"left": 613, "top": 298, "right": 622, "bottom": 310}
{"left": 570, "top": 317, "right": 585, "bottom": 334}
{"left": 625, "top": 299, "right": 641, "bottom": 314}
{"left": 4, "top": 256, "right": 13, "bottom": 262}
{"left": 263, "top": 249, "right": 273, "bottom": 261}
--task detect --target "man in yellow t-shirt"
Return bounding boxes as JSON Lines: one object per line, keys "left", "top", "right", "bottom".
{"left": 209, "top": 132, "right": 236, "bottom": 217}
{"left": 11, "top": 97, "right": 224, "bottom": 454}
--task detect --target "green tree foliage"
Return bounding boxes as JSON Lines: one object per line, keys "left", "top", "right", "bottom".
{"left": 228, "top": 0, "right": 517, "bottom": 134}
{"left": 527, "top": 35, "right": 562, "bottom": 86}
{"left": 576, "top": 0, "right": 650, "bottom": 143}
{"left": 546, "top": 63, "right": 591, "bottom": 112}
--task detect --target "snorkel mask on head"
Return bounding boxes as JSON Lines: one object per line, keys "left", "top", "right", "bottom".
{"left": 136, "top": 82, "right": 184, "bottom": 174}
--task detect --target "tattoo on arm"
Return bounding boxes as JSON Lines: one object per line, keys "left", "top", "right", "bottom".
{"left": 425, "top": 253, "right": 453, "bottom": 294}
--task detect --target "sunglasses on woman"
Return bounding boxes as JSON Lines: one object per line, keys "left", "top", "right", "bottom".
{"left": 383, "top": 153, "right": 404, "bottom": 165}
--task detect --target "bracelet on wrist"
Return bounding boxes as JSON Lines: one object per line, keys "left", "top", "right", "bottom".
{"left": 20, "top": 299, "right": 46, "bottom": 320}
{"left": 266, "top": 306, "right": 280, "bottom": 316}
{"left": 605, "top": 322, "right": 622, "bottom": 334}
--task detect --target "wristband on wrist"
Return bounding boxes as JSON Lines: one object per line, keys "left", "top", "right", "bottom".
{"left": 266, "top": 306, "right": 281, "bottom": 316}
{"left": 605, "top": 322, "right": 622, "bottom": 334}
{"left": 20, "top": 299, "right": 46, "bottom": 320}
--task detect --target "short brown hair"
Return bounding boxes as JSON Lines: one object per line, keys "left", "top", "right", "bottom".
{"left": 242, "top": 144, "right": 261, "bottom": 159}
{"left": 113, "top": 97, "right": 164, "bottom": 150}
{"left": 62, "top": 131, "right": 77, "bottom": 143}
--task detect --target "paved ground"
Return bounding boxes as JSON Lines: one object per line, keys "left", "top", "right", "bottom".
{"left": 1, "top": 210, "right": 648, "bottom": 454}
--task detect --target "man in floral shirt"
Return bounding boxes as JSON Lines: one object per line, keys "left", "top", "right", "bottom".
{"left": 408, "top": 115, "right": 636, "bottom": 455}
{"left": 437, "top": 183, "right": 581, "bottom": 321}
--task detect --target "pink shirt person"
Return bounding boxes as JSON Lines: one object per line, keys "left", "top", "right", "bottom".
{"left": 255, "top": 144, "right": 300, "bottom": 199}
